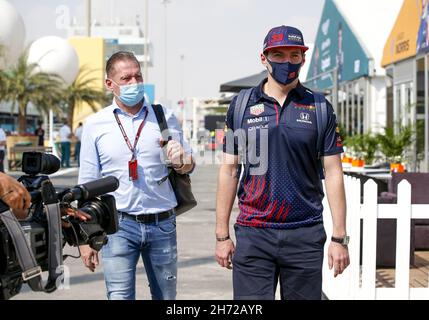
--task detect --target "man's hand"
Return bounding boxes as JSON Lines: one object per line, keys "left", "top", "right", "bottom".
{"left": 61, "top": 206, "right": 91, "bottom": 228}
{"left": 328, "top": 242, "right": 350, "bottom": 277}
{"left": 0, "top": 172, "right": 31, "bottom": 217}
{"left": 166, "top": 140, "right": 185, "bottom": 167}
{"left": 80, "top": 244, "right": 99, "bottom": 272}
{"left": 215, "top": 239, "right": 235, "bottom": 270}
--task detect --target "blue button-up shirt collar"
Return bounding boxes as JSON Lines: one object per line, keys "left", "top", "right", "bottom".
{"left": 78, "top": 98, "right": 192, "bottom": 214}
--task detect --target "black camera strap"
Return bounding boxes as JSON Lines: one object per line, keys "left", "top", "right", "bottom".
{"left": 41, "top": 180, "right": 64, "bottom": 292}
{"left": 43, "top": 202, "right": 63, "bottom": 292}
{"left": 0, "top": 181, "right": 64, "bottom": 293}
{"left": 0, "top": 210, "right": 43, "bottom": 285}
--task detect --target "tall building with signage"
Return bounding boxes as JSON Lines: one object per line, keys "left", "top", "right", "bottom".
{"left": 382, "top": 0, "right": 428, "bottom": 171}
{"left": 305, "top": 0, "right": 402, "bottom": 136}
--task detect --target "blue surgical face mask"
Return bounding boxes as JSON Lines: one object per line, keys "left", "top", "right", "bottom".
{"left": 111, "top": 80, "right": 145, "bottom": 107}
{"left": 266, "top": 58, "right": 302, "bottom": 85}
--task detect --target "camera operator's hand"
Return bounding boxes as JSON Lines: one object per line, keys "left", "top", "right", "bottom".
{"left": 80, "top": 244, "right": 99, "bottom": 272}
{"left": 60, "top": 206, "right": 91, "bottom": 228}
{"left": 0, "top": 172, "right": 31, "bottom": 218}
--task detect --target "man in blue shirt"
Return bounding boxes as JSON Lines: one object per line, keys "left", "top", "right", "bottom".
{"left": 215, "top": 26, "right": 349, "bottom": 300}
{"left": 78, "top": 51, "right": 194, "bottom": 300}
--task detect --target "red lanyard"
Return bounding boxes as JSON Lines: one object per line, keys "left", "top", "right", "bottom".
{"left": 114, "top": 109, "right": 148, "bottom": 159}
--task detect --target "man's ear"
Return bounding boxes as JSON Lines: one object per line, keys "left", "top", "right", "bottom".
{"left": 261, "top": 53, "right": 268, "bottom": 68}
{"left": 105, "top": 78, "right": 114, "bottom": 91}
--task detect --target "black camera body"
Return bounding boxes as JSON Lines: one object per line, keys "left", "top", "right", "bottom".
{"left": 0, "top": 152, "right": 119, "bottom": 299}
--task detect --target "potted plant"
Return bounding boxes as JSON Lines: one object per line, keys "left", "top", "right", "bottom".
{"left": 344, "top": 134, "right": 365, "bottom": 167}
{"left": 338, "top": 125, "right": 353, "bottom": 165}
{"left": 360, "top": 132, "right": 379, "bottom": 166}
{"left": 377, "top": 125, "right": 414, "bottom": 173}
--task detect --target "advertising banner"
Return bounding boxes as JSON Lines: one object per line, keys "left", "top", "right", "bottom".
{"left": 306, "top": 0, "right": 369, "bottom": 90}
{"left": 382, "top": 0, "right": 421, "bottom": 66}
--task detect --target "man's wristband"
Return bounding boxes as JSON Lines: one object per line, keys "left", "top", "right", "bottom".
{"left": 216, "top": 235, "right": 230, "bottom": 242}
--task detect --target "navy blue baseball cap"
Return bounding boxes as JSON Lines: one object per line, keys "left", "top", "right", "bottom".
{"left": 263, "top": 26, "right": 309, "bottom": 53}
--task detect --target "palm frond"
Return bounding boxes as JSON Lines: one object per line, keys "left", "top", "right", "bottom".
{"left": 0, "top": 49, "right": 65, "bottom": 133}
{"left": 61, "top": 66, "right": 108, "bottom": 125}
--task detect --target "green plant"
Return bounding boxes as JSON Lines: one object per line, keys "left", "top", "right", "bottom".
{"left": 377, "top": 125, "right": 414, "bottom": 164}
{"left": 60, "top": 66, "right": 109, "bottom": 127}
{"left": 343, "top": 132, "right": 379, "bottom": 165}
{"left": 0, "top": 45, "right": 6, "bottom": 98}
{"left": 0, "top": 70, "right": 5, "bottom": 99}
{"left": 343, "top": 134, "right": 364, "bottom": 160}
{"left": 0, "top": 49, "right": 64, "bottom": 134}
{"left": 360, "top": 132, "right": 379, "bottom": 165}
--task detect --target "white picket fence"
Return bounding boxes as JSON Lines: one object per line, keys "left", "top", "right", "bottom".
{"left": 322, "top": 175, "right": 429, "bottom": 300}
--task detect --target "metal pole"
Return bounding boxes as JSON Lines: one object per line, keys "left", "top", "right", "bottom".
{"left": 85, "top": 0, "right": 91, "bottom": 37}
{"left": 332, "top": 67, "right": 339, "bottom": 115}
{"left": 182, "top": 99, "right": 187, "bottom": 138}
{"left": 180, "top": 54, "right": 185, "bottom": 98}
{"left": 192, "top": 98, "right": 198, "bottom": 148}
{"left": 49, "top": 109, "right": 59, "bottom": 158}
{"left": 422, "top": 56, "right": 429, "bottom": 172}
{"left": 143, "top": 0, "right": 149, "bottom": 83}
{"left": 162, "top": 0, "right": 171, "bottom": 101}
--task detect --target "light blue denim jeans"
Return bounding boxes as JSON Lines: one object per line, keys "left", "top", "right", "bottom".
{"left": 101, "top": 213, "right": 177, "bottom": 300}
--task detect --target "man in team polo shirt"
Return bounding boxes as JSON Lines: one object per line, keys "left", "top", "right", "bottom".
{"left": 215, "top": 25, "right": 349, "bottom": 300}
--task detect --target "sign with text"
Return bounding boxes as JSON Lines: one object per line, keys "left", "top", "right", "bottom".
{"left": 305, "top": 0, "right": 369, "bottom": 90}
{"left": 382, "top": 0, "right": 421, "bottom": 66}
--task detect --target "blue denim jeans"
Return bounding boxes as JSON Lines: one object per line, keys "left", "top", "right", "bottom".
{"left": 101, "top": 213, "right": 177, "bottom": 300}
{"left": 60, "top": 142, "right": 70, "bottom": 167}
{"left": 74, "top": 140, "right": 81, "bottom": 166}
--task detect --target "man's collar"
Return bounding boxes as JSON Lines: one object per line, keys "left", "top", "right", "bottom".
{"left": 256, "top": 78, "right": 306, "bottom": 101}
{"left": 293, "top": 82, "right": 306, "bottom": 99}
{"left": 112, "top": 98, "right": 148, "bottom": 118}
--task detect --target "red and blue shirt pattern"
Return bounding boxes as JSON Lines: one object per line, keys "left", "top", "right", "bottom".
{"left": 223, "top": 79, "right": 343, "bottom": 229}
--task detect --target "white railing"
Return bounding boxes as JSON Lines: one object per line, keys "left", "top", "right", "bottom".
{"left": 322, "top": 175, "right": 429, "bottom": 300}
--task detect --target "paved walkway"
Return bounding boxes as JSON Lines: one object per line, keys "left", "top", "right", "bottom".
{"left": 12, "top": 163, "right": 238, "bottom": 300}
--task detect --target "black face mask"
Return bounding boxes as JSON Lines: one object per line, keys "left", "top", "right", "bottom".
{"left": 266, "top": 58, "right": 302, "bottom": 85}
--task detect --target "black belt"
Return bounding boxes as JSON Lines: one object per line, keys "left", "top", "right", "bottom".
{"left": 119, "top": 209, "right": 175, "bottom": 224}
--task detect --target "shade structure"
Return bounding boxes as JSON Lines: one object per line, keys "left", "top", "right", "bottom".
{"left": 219, "top": 71, "right": 267, "bottom": 93}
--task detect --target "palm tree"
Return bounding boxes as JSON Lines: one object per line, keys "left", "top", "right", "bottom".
{"left": 61, "top": 66, "right": 109, "bottom": 127}
{"left": 1, "top": 51, "right": 64, "bottom": 134}
{"left": 0, "top": 70, "right": 6, "bottom": 99}
{"left": 0, "top": 45, "right": 7, "bottom": 98}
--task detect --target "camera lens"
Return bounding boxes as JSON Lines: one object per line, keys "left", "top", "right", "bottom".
{"left": 79, "top": 202, "right": 106, "bottom": 227}
{"left": 22, "top": 152, "right": 60, "bottom": 175}
{"left": 40, "top": 154, "right": 61, "bottom": 174}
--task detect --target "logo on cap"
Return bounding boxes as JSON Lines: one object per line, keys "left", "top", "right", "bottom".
{"left": 271, "top": 33, "right": 284, "bottom": 42}
{"left": 288, "top": 34, "right": 302, "bottom": 42}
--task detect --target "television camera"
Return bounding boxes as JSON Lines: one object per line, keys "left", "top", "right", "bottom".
{"left": 0, "top": 152, "right": 119, "bottom": 299}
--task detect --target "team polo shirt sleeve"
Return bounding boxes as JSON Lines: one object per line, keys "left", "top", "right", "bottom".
{"left": 321, "top": 101, "right": 344, "bottom": 156}
{"left": 223, "top": 96, "right": 239, "bottom": 155}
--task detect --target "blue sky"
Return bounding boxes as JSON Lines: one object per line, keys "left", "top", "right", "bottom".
{"left": 9, "top": 0, "right": 324, "bottom": 105}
